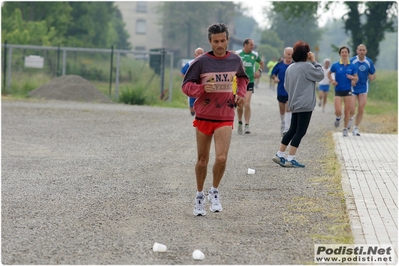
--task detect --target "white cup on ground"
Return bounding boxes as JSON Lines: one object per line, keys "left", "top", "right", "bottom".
{"left": 247, "top": 168, "right": 255, "bottom": 174}
{"left": 153, "top": 242, "right": 167, "bottom": 252}
{"left": 192, "top": 249, "right": 205, "bottom": 260}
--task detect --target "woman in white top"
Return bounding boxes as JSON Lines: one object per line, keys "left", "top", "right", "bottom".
{"left": 318, "top": 58, "right": 331, "bottom": 112}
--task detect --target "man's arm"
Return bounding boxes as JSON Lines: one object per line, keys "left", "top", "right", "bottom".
{"left": 259, "top": 60, "right": 265, "bottom": 71}
{"left": 182, "top": 82, "right": 207, "bottom": 98}
{"left": 271, "top": 64, "right": 279, "bottom": 82}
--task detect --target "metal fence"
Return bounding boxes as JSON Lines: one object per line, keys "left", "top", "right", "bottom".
{"left": 1, "top": 43, "right": 175, "bottom": 101}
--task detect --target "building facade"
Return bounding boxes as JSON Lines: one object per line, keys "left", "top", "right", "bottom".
{"left": 115, "top": 1, "right": 163, "bottom": 53}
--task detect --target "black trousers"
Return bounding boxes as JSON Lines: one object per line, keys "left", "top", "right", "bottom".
{"left": 281, "top": 111, "right": 313, "bottom": 148}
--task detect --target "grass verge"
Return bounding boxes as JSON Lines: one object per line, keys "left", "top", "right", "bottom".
{"left": 310, "top": 131, "right": 354, "bottom": 244}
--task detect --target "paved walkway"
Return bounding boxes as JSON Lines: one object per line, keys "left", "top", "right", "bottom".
{"left": 334, "top": 132, "right": 398, "bottom": 264}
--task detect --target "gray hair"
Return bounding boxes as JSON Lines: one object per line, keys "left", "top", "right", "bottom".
{"left": 284, "top": 47, "right": 293, "bottom": 54}
{"left": 194, "top": 47, "right": 204, "bottom": 53}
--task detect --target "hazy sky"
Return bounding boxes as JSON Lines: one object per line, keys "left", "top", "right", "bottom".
{"left": 235, "top": 1, "right": 348, "bottom": 28}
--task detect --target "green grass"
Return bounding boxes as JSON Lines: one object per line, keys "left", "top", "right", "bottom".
{"left": 2, "top": 72, "right": 52, "bottom": 98}
{"left": 309, "top": 132, "right": 354, "bottom": 244}
{"left": 368, "top": 70, "right": 398, "bottom": 104}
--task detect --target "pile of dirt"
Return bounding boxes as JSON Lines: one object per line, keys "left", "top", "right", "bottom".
{"left": 29, "top": 75, "right": 114, "bottom": 103}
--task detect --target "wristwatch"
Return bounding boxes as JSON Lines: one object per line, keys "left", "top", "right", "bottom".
{"left": 258, "top": 69, "right": 262, "bottom": 73}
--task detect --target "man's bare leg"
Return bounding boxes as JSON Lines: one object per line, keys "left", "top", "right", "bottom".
{"left": 195, "top": 129, "right": 212, "bottom": 192}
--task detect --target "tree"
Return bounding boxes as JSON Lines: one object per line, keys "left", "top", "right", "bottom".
{"left": 270, "top": 0, "right": 321, "bottom": 48}
{"left": 268, "top": 1, "right": 398, "bottom": 64}
{"left": 260, "top": 30, "right": 284, "bottom": 54}
{"left": 271, "top": 1, "right": 319, "bottom": 21}
{"left": 233, "top": 16, "right": 259, "bottom": 44}
{"left": 158, "top": 2, "right": 242, "bottom": 58}
{"left": 343, "top": 1, "right": 397, "bottom": 63}
{"left": 66, "top": 2, "right": 116, "bottom": 48}
{"left": 256, "top": 43, "right": 281, "bottom": 63}
{"left": 1, "top": 1, "right": 73, "bottom": 37}
{"left": 111, "top": 8, "right": 131, "bottom": 50}
{"left": 1, "top": 2, "right": 132, "bottom": 49}
{"left": 1, "top": 8, "right": 62, "bottom": 46}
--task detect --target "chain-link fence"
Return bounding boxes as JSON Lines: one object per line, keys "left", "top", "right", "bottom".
{"left": 1, "top": 43, "right": 175, "bottom": 101}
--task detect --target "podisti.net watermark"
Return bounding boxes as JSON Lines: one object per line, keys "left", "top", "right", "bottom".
{"left": 314, "top": 244, "right": 396, "bottom": 264}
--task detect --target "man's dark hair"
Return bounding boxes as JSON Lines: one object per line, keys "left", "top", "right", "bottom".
{"left": 292, "top": 40, "right": 310, "bottom": 62}
{"left": 243, "top": 38, "right": 251, "bottom": 46}
{"left": 207, "top": 23, "right": 229, "bottom": 41}
{"left": 339, "top": 46, "right": 350, "bottom": 55}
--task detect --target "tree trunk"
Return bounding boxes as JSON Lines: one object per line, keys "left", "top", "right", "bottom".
{"left": 344, "top": 2, "right": 363, "bottom": 56}
{"left": 343, "top": 1, "right": 395, "bottom": 63}
{"left": 363, "top": 2, "right": 395, "bottom": 63}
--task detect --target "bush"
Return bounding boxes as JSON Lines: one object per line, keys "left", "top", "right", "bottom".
{"left": 118, "top": 83, "right": 161, "bottom": 105}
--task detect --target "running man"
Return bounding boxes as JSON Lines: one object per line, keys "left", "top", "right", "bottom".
{"left": 181, "top": 47, "right": 205, "bottom": 116}
{"left": 348, "top": 44, "right": 376, "bottom": 136}
{"left": 271, "top": 47, "right": 293, "bottom": 136}
{"left": 267, "top": 56, "right": 278, "bottom": 90}
{"left": 318, "top": 58, "right": 332, "bottom": 112}
{"left": 182, "top": 23, "right": 249, "bottom": 216}
{"left": 236, "top": 39, "right": 264, "bottom": 134}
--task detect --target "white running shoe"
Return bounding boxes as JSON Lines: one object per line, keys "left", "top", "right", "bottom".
{"left": 244, "top": 125, "right": 250, "bottom": 134}
{"left": 334, "top": 118, "right": 340, "bottom": 128}
{"left": 353, "top": 127, "right": 361, "bottom": 136}
{"left": 193, "top": 194, "right": 206, "bottom": 216}
{"left": 343, "top": 128, "right": 348, "bottom": 137}
{"left": 208, "top": 190, "right": 222, "bottom": 212}
{"left": 238, "top": 124, "right": 243, "bottom": 135}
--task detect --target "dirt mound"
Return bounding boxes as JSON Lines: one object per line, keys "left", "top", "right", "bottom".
{"left": 29, "top": 75, "right": 113, "bottom": 103}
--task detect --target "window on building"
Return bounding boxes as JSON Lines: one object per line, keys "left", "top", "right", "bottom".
{"left": 136, "top": 2, "right": 147, "bottom": 13}
{"left": 136, "top": 19, "right": 146, "bottom": 34}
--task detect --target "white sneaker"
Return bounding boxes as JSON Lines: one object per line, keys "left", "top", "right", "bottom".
{"left": 193, "top": 193, "right": 206, "bottom": 216}
{"left": 208, "top": 190, "right": 222, "bottom": 212}
{"left": 343, "top": 128, "right": 348, "bottom": 137}
{"left": 334, "top": 118, "right": 340, "bottom": 128}
{"left": 237, "top": 124, "right": 243, "bottom": 135}
{"left": 353, "top": 127, "right": 361, "bottom": 136}
{"left": 244, "top": 124, "right": 250, "bottom": 134}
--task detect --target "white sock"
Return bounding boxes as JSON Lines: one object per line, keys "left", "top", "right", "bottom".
{"left": 210, "top": 186, "right": 218, "bottom": 192}
{"left": 284, "top": 112, "right": 292, "bottom": 131}
{"left": 277, "top": 150, "right": 285, "bottom": 157}
{"left": 197, "top": 191, "right": 204, "bottom": 197}
{"left": 287, "top": 155, "right": 295, "bottom": 161}
{"left": 280, "top": 114, "right": 284, "bottom": 123}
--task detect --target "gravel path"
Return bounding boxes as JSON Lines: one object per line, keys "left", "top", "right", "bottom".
{"left": 2, "top": 81, "right": 347, "bottom": 264}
